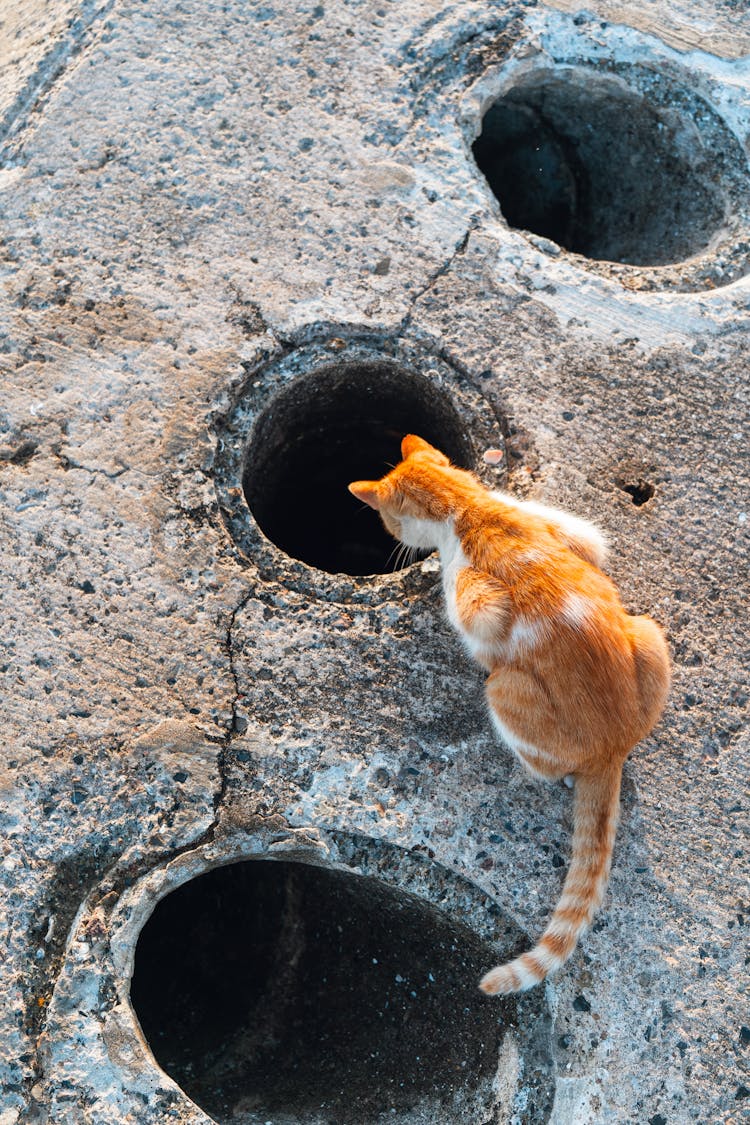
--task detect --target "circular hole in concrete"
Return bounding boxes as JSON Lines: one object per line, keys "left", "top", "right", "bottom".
{"left": 130, "top": 859, "right": 518, "bottom": 1124}
{"left": 243, "top": 362, "right": 473, "bottom": 575}
{"left": 472, "top": 70, "right": 728, "bottom": 265}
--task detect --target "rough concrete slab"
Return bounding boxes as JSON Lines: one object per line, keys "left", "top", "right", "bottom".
{"left": 0, "top": 2, "right": 114, "bottom": 152}
{"left": 0, "top": 2, "right": 748, "bottom": 1124}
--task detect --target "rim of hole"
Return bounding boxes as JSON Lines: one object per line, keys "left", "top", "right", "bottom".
{"left": 108, "top": 834, "right": 555, "bottom": 1125}
{"left": 460, "top": 53, "right": 750, "bottom": 292}
{"left": 214, "top": 336, "right": 507, "bottom": 602}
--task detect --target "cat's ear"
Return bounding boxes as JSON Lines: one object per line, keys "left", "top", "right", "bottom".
{"left": 348, "top": 480, "right": 382, "bottom": 509}
{"left": 401, "top": 434, "right": 450, "bottom": 464}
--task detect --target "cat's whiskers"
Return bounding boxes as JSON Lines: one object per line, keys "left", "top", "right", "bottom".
{"left": 398, "top": 543, "right": 410, "bottom": 571}
{"left": 385, "top": 541, "right": 403, "bottom": 572}
{"left": 391, "top": 542, "right": 423, "bottom": 571}
{"left": 405, "top": 543, "right": 421, "bottom": 567}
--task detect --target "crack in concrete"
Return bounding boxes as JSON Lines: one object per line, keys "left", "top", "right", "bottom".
{"left": 210, "top": 587, "right": 259, "bottom": 820}
{"left": 399, "top": 218, "right": 480, "bottom": 336}
{"left": 54, "top": 449, "right": 130, "bottom": 479}
{"left": 20, "top": 616, "right": 256, "bottom": 1115}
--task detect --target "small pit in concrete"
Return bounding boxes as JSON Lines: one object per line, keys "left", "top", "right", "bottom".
{"left": 472, "top": 68, "right": 730, "bottom": 265}
{"left": 618, "top": 477, "right": 655, "bottom": 506}
{"left": 242, "top": 362, "right": 473, "bottom": 575}
{"left": 130, "top": 859, "right": 518, "bottom": 1124}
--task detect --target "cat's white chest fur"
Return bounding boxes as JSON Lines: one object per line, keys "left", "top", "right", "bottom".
{"left": 398, "top": 515, "right": 473, "bottom": 647}
{"left": 436, "top": 522, "right": 548, "bottom": 773}
{"left": 436, "top": 523, "right": 491, "bottom": 662}
{"left": 437, "top": 524, "right": 468, "bottom": 627}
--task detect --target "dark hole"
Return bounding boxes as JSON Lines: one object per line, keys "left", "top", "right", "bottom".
{"left": 130, "top": 860, "right": 505, "bottom": 1124}
{"left": 243, "top": 362, "right": 473, "bottom": 574}
{"left": 472, "top": 72, "right": 725, "bottom": 265}
{"left": 620, "top": 479, "right": 655, "bottom": 506}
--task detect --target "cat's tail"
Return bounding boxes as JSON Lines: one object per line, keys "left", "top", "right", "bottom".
{"left": 479, "top": 765, "right": 622, "bottom": 995}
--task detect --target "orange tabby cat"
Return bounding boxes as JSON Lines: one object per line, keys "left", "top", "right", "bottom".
{"left": 349, "top": 435, "right": 670, "bottom": 994}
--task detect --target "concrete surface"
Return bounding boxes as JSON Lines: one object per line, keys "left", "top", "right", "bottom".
{"left": 0, "top": 1, "right": 748, "bottom": 1123}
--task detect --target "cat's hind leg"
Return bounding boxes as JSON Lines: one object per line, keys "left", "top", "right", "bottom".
{"left": 624, "top": 614, "right": 671, "bottom": 738}
{"left": 485, "top": 665, "right": 576, "bottom": 780}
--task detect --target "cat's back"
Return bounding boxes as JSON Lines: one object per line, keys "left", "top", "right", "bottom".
{"left": 459, "top": 494, "right": 610, "bottom": 598}
{"left": 460, "top": 493, "right": 636, "bottom": 659}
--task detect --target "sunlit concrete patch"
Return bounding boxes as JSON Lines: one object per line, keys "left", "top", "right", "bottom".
{"left": 0, "top": 0, "right": 113, "bottom": 153}
{"left": 403, "top": 5, "right": 750, "bottom": 346}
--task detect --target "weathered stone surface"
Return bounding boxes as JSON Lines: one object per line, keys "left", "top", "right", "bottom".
{"left": 0, "top": 2, "right": 748, "bottom": 1123}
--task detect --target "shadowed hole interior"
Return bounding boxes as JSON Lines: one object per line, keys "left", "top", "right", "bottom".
{"left": 472, "top": 70, "right": 727, "bottom": 265}
{"left": 619, "top": 479, "right": 655, "bottom": 506}
{"left": 242, "top": 362, "right": 473, "bottom": 575}
{"left": 130, "top": 860, "right": 506, "bottom": 1124}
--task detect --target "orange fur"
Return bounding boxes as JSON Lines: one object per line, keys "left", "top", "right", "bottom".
{"left": 349, "top": 436, "right": 670, "bottom": 994}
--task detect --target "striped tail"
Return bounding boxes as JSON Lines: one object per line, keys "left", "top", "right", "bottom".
{"left": 480, "top": 765, "right": 622, "bottom": 995}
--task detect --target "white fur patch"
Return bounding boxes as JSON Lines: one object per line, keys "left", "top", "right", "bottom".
{"left": 505, "top": 615, "right": 546, "bottom": 657}
{"left": 517, "top": 749, "right": 564, "bottom": 780}
{"left": 488, "top": 711, "right": 543, "bottom": 771}
{"left": 560, "top": 592, "right": 594, "bottom": 628}
{"left": 544, "top": 917, "right": 578, "bottom": 945}
{"left": 557, "top": 892, "right": 595, "bottom": 922}
{"left": 437, "top": 526, "right": 469, "bottom": 626}
{"left": 513, "top": 959, "right": 543, "bottom": 989}
{"left": 399, "top": 515, "right": 443, "bottom": 551}
{"left": 491, "top": 490, "right": 608, "bottom": 566}
{"left": 488, "top": 710, "right": 530, "bottom": 756}
{"left": 488, "top": 711, "right": 565, "bottom": 780}
{"left": 529, "top": 944, "right": 563, "bottom": 972}
{"left": 435, "top": 520, "right": 466, "bottom": 569}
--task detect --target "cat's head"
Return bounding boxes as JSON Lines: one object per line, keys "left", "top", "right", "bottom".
{"left": 348, "top": 434, "right": 478, "bottom": 548}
